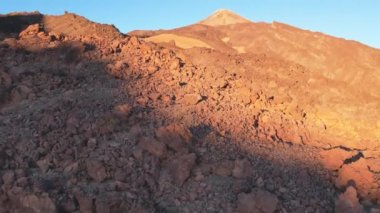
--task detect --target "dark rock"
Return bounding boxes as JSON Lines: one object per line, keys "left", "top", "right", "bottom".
{"left": 86, "top": 159, "right": 107, "bottom": 182}
{"left": 167, "top": 153, "right": 196, "bottom": 186}
{"left": 138, "top": 137, "right": 167, "bottom": 158}
{"left": 236, "top": 189, "right": 279, "bottom": 213}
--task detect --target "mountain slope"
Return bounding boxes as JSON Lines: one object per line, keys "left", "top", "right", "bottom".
{"left": 1, "top": 10, "right": 380, "bottom": 212}
{"left": 131, "top": 10, "right": 380, "bottom": 152}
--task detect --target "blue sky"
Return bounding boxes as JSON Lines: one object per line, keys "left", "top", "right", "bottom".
{"left": 1, "top": 0, "right": 379, "bottom": 48}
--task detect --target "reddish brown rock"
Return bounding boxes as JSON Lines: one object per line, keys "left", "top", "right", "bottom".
{"left": 335, "top": 186, "right": 363, "bottom": 213}
{"left": 0, "top": 71, "right": 12, "bottom": 88}
{"left": 19, "top": 24, "right": 41, "bottom": 37}
{"left": 319, "top": 149, "right": 357, "bottom": 171}
{"left": 21, "top": 194, "right": 56, "bottom": 213}
{"left": 86, "top": 159, "right": 107, "bottom": 182}
{"left": 136, "top": 96, "right": 149, "bottom": 106}
{"left": 232, "top": 159, "right": 253, "bottom": 179}
{"left": 61, "top": 197, "right": 77, "bottom": 212}
{"left": 87, "top": 138, "right": 97, "bottom": 149}
{"left": 16, "top": 177, "right": 28, "bottom": 188}
{"left": 2, "top": 170, "right": 15, "bottom": 186}
{"left": 335, "top": 158, "right": 375, "bottom": 197}
{"left": 95, "top": 199, "right": 110, "bottom": 213}
{"left": 138, "top": 137, "right": 167, "bottom": 158}
{"left": 181, "top": 93, "right": 203, "bottom": 105}
{"left": 214, "top": 160, "right": 234, "bottom": 177}
{"left": 147, "top": 65, "right": 159, "bottom": 74}
{"left": 10, "top": 85, "right": 33, "bottom": 103}
{"left": 2, "top": 9, "right": 380, "bottom": 212}
{"left": 169, "top": 58, "right": 180, "bottom": 71}
{"left": 128, "top": 36, "right": 140, "bottom": 46}
{"left": 36, "top": 158, "right": 51, "bottom": 173}
{"left": 2, "top": 38, "right": 18, "bottom": 48}
{"left": 114, "top": 60, "right": 129, "bottom": 71}
{"left": 155, "top": 124, "right": 192, "bottom": 153}
{"left": 367, "top": 158, "right": 380, "bottom": 173}
{"left": 130, "top": 206, "right": 149, "bottom": 213}
{"left": 114, "top": 103, "right": 133, "bottom": 117}
{"left": 64, "top": 162, "right": 79, "bottom": 175}
{"left": 75, "top": 194, "right": 93, "bottom": 213}
{"left": 167, "top": 153, "right": 196, "bottom": 186}
{"left": 236, "top": 189, "right": 279, "bottom": 213}
{"left": 132, "top": 147, "right": 144, "bottom": 160}
{"left": 236, "top": 88, "right": 252, "bottom": 105}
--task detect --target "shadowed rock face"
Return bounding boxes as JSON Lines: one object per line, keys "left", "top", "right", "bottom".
{"left": 0, "top": 12, "right": 122, "bottom": 40}
{"left": 0, "top": 10, "right": 379, "bottom": 212}
{"left": 0, "top": 12, "right": 43, "bottom": 38}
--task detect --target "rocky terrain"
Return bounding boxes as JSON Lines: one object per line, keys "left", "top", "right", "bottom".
{"left": 0, "top": 10, "right": 379, "bottom": 213}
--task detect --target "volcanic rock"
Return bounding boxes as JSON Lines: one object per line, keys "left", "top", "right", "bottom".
{"left": 0, "top": 71, "right": 12, "bottom": 87}
{"left": 86, "top": 159, "right": 107, "bottom": 182}
{"left": 335, "top": 158, "right": 375, "bottom": 197}
{"left": 1, "top": 38, "right": 18, "bottom": 48}
{"left": 1, "top": 9, "right": 379, "bottom": 212}
{"left": 21, "top": 194, "right": 56, "bottom": 213}
{"left": 335, "top": 186, "right": 364, "bottom": 213}
{"left": 181, "top": 93, "right": 204, "bottom": 105}
{"left": 214, "top": 160, "right": 234, "bottom": 176}
{"left": 232, "top": 158, "right": 253, "bottom": 179}
{"left": 75, "top": 193, "right": 93, "bottom": 213}
{"left": 367, "top": 158, "right": 380, "bottom": 173}
{"left": 138, "top": 137, "right": 167, "bottom": 158}
{"left": 167, "top": 153, "right": 196, "bottom": 186}
{"left": 19, "top": 24, "right": 41, "bottom": 37}
{"left": 2, "top": 170, "right": 15, "bottom": 185}
{"left": 236, "top": 189, "right": 279, "bottom": 213}
{"left": 155, "top": 124, "right": 192, "bottom": 153}
{"left": 114, "top": 103, "right": 133, "bottom": 117}
{"left": 319, "top": 149, "right": 357, "bottom": 171}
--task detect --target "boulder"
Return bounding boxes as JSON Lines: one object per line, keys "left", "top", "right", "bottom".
{"left": 21, "top": 194, "right": 56, "bottom": 213}
{"left": 335, "top": 158, "right": 375, "bottom": 197}
{"left": 155, "top": 124, "right": 192, "bottom": 153}
{"left": 2, "top": 38, "right": 18, "bottom": 48}
{"left": 2, "top": 170, "right": 15, "bottom": 185}
{"left": 0, "top": 70, "right": 12, "bottom": 87}
{"left": 233, "top": 159, "right": 253, "bottom": 178}
{"left": 75, "top": 193, "right": 93, "bottom": 213}
{"left": 237, "top": 189, "right": 279, "bottom": 213}
{"left": 19, "top": 24, "right": 41, "bottom": 37}
{"left": 214, "top": 160, "right": 234, "bottom": 177}
{"left": 335, "top": 186, "right": 363, "bottom": 213}
{"left": 86, "top": 159, "right": 107, "bottom": 182}
{"left": 181, "top": 93, "right": 203, "bottom": 105}
{"left": 167, "top": 153, "right": 196, "bottom": 186}
{"left": 319, "top": 149, "right": 357, "bottom": 171}
{"left": 138, "top": 137, "right": 167, "bottom": 158}
{"left": 114, "top": 103, "right": 133, "bottom": 117}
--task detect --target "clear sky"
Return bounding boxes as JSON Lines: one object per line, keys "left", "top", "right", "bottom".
{"left": 1, "top": 0, "right": 379, "bottom": 48}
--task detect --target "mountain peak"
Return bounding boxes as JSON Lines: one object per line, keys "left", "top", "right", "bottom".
{"left": 199, "top": 9, "right": 250, "bottom": 26}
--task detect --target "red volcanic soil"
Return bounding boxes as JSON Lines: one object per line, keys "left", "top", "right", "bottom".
{"left": 0, "top": 10, "right": 379, "bottom": 212}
